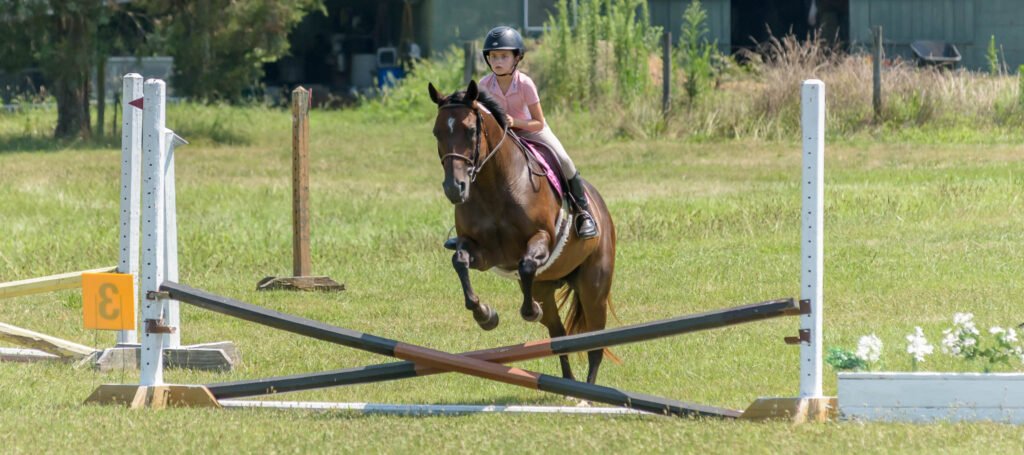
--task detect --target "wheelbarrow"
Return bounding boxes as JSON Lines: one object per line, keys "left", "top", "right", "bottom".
{"left": 910, "top": 40, "right": 961, "bottom": 68}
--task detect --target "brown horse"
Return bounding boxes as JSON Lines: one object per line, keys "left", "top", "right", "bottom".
{"left": 428, "top": 80, "right": 616, "bottom": 384}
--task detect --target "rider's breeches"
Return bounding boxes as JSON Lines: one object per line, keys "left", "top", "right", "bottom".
{"left": 519, "top": 125, "right": 577, "bottom": 178}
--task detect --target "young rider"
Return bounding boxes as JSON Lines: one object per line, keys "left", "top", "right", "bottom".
{"left": 477, "top": 26, "right": 599, "bottom": 240}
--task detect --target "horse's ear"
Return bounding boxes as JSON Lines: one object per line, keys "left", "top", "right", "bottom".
{"left": 466, "top": 80, "right": 479, "bottom": 102}
{"left": 428, "top": 83, "right": 443, "bottom": 105}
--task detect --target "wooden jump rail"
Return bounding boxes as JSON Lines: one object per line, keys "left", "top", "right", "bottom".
{"left": 0, "top": 267, "right": 115, "bottom": 362}
{"left": 206, "top": 296, "right": 803, "bottom": 400}
{"left": 0, "top": 267, "right": 117, "bottom": 300}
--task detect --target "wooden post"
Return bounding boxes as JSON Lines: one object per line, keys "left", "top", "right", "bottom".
{"left": 292, "top": 87, "right": 312, "bottom": 278}
{"left": 97, "top": 56, "right": 106, "bottom": 138}
{"left": 662, "top": 31, "right": 672, "bottom": 117}
{"left": 463, "top": 41, "right": 477, "bottom": 85}
{"left": 872, "top": 26, "right": 883, "bottom": 120}
{"left": 255, "top": 87, "right": 344, "bottom": 292}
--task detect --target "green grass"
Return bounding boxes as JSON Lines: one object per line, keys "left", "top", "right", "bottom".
{"left": 2, "top": 105, "right": 1024, "bottom": 453}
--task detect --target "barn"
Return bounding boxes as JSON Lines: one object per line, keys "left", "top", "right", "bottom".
{"left": 270, "top": 0, "right": 1021, "bottom": 94}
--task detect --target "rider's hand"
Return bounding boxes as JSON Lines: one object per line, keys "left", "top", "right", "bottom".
{"left": 506, "top": 115, "right": 515, "bottom": 128}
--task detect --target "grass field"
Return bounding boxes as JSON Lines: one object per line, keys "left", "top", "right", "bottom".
{"left": 2, "top": 104, "right": 1024, "bottom": 453}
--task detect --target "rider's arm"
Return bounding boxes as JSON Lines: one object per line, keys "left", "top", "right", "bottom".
{"left": 510, "top": 102, "right": 545, "bottom": 133}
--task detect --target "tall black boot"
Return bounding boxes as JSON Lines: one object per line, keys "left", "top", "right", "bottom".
{"left": 567, "top": 172, "right": 599, "bottom": 239}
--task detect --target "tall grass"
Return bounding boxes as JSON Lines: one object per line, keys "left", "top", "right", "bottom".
{"left": 533, "top": 0, "right": 662, "bottom": 108}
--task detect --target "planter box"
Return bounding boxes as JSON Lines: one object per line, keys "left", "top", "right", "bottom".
{"left": 839, "top": 372, "right": 1024, "bottom": 424}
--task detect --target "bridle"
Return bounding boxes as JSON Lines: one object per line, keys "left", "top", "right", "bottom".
{"left": 438, "top": 102, "right": 510, "bottom": 183}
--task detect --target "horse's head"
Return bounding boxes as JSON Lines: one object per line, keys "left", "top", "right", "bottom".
{"left": 429, "top": 80, "right": 483, "bottom": 204}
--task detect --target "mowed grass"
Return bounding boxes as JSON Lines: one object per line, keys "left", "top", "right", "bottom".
{"left": 1, "top": 104, "right": 1024, "bottom": 453}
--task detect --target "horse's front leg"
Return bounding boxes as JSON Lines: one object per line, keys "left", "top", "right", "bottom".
{"left": 518, "top": 231, "right": 551, "bottom": 322}
{"left": 452, "top": 238, "right": 499, "bottom": 330}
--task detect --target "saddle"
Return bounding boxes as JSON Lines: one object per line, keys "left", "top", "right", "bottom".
{"left": 511, "top": 133, "right": 570, "bottom": 203}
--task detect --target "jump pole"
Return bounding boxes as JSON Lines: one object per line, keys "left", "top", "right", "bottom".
{"left": 101, "top": 280, "right": 742, "bottom": 417}
{"left": 205, "top": 297, "right": 801, "bottom": 399}
{"left": 742, "top": 79, "right": 835, "bottom": 422}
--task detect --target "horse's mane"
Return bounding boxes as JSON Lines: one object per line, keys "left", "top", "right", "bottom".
{"left": 447, "top": 89, "right": 508, "bottom": 131}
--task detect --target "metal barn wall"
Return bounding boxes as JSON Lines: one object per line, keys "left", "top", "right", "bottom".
{"left": 421, "top": 0, "right": 523, "bottom": 56}
{"left": 421, "top": 1, "right": 731, "bottom": 58}
{"left": 850, "top": 0, "right": 1024, "bottom": 72}
{"left": 648, "top": 0, "right": 731, "bottom": 52}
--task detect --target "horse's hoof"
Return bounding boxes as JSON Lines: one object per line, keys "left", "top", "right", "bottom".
{"left": 474, "top": 305, "right": 500, "bottom": 331}
{"left": 520, "top": 302, "right": 542, "bottom": 322}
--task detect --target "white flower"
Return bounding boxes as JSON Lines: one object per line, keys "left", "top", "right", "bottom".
{"left": 856, "top": 334, "right": 883, "bottom": 363}
{"left": 953, "top": 312, "right": 979, "bottom": 335}
{"left": 954, "top": 312, "right": 974, "bottom": 326}
{"left": 1007, "top": 328, "right": 1019, "bottom": 344}
{"left": 941, "top": 331, "right": 961, "bottom": 355}
{"left": 990, "top": 326, "right": 1005, "bottom": 336}
{"left": 905, "top": 327, "right": 934, "bottom": 362}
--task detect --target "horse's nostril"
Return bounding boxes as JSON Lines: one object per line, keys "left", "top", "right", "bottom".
{"left": 458, "top": 181, "right": 467, "bottom": 194}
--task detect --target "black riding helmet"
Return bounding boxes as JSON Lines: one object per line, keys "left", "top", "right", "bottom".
{"left": 482, "top": 26, "right": 525, "bottom": 75}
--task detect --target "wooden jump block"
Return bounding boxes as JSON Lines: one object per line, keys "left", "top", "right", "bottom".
{"left": 85, "top": 384, "right": 220, "bottom": 409}
{"left": 256, "top": 276, "right": 345, "bottom": 292}
{"left": 740, "top": 397, "right": 837, "bottom": 423}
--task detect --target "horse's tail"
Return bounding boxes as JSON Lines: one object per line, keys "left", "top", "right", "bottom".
{"left": 557, "top": 285, "right": 622, "bottom": 364}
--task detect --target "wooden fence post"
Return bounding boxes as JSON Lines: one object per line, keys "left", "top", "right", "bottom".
{"left": 872, "top": 26, "right": 883, "bottom": 120}
{"left": 463, "top": 41, "right": 477, "bottom": 85}
{"left": 662, "top": 31, "right": 672, "bottom": 118}
{"left": 257, "top": 87, "right": 344, "bottom": 292}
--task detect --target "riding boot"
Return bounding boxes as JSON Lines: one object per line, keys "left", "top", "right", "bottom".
{"left": 567, "top": 172, "right": 599, "bottom": 239}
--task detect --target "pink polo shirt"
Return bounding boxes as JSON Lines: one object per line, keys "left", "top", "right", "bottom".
{"left": 479, "top": 71, "right": 541, "bottom": 123}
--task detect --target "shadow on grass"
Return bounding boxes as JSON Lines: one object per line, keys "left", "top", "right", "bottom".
{"left": 0, "top": 126, "right": 250, "bottom": 153}
{"left": 0, "top": 135, "right": 119, "bottom": 153}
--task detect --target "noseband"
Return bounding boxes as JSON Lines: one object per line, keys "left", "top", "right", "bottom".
{"left": 438, "top": 102, "right": 509, "bottom": 183}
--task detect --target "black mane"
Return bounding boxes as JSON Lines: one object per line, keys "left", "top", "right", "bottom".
{"left": 447, "top": 89, "right": 508, "bottom": 130}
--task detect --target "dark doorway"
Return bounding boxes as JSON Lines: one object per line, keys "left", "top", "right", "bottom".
{"left": 730, "top": 0, "right": 848, "bottom": 53}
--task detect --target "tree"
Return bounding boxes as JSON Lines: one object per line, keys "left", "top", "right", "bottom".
{"left": 0, "top": 0, "right": 322, "bottom": 140}
{"left": 140, "top": 0, "right": 324, "bottom": 101}
{"left": 0, "top": 1, "right": 112, "bottom": 139}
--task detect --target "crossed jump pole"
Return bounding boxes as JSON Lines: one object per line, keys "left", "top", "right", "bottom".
{"left": 87, "top": 79, "right": 833, "bottom": 421}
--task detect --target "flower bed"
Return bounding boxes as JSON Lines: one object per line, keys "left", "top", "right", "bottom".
{"left": 831, "top": 313, "right": 1024, "bottom": 423}
{"left": 839, "top": 372, "right": 1024, "bottom": 423}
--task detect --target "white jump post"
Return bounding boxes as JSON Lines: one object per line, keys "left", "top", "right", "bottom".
{"left": 741, "top": 80, "right": 833, "bottom": 422}
{"left": 140, "top": 79, "right": 169, "bottom": 386}
{"left": 799, "top": 79, "right": 825, "bottom": 399}
{"left": 117, "top": 74, "right": 143, "bottom": 345}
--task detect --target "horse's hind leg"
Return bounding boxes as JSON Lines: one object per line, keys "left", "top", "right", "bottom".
{"left": 517, "top": 231, "right": 551, "bottom": 322}
{"left": 534, "top": 281, "right": 574, "bottom": 381}
{"left": 452, "top": 238, "right": 499, "bottom": 330}
{"left": 572, "top": 252, "right": 614, "bottom": 385}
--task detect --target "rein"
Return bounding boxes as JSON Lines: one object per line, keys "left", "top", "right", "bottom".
{"left": 438, "top": 102, "right": 511, "bottom": 183}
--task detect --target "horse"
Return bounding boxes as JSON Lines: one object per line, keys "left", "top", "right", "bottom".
{"left": 428, "top": 80, "right": 617, "bottom": 384}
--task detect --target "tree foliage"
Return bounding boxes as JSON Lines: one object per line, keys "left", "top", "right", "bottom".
{"left": 0, "top": 1, "right": 113, "bottom": 139}
{"left": 140, "top": 0, "right": 324, "bottom": 101}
